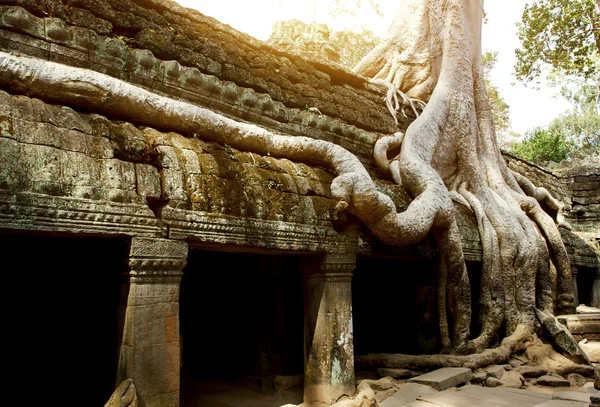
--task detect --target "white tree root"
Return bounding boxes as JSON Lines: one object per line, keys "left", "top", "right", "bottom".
{"left": 354, "top": 0, "right": 576, "bottom": 357}
{"left": 0, "top": 51, "right": 450, "bottom": 247}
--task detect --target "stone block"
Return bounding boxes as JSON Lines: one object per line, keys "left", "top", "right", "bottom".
{"left": 533, "top": 400, "right": 589, "bottom": 407}
{"left": 581, "top": 382, "right": 597, "bottom": 393}
{"left": 486, "top": 365, "right": 505, "bottom": 379}
{"left": 552, "top": 391, "right": 593, "bottom": 403}
{"left": 132, "top": 343, "right": 180, "bottom": 396}
{"left": 389, "top": 383, "right": 437, "bottom": 404}
{"left": 129, "top": 237, "right": 188, "bottom": 259}
{"left": 135, "top": 164, "right": 161, "bottom": 199}
{"left": 515, "top": 365, "right": 548, "bottom": 378}
{"left": 579, "top": 341, "right": 600, "bottom": 363}
{"left": 408, "top": 367, "right": 473, "bottom": 391}
{"left": 536, "top": 375, "right": 571, "bottom": 387}
{"left": 471, "top": 372, "right": 487, "bottom": 383}
{"left": 378, "top": 368, "right": 419, "bottom": 380}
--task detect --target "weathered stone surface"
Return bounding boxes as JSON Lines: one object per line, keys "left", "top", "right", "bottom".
{"left": 471, "top": 372, "right": 487, "bottom": 383}
{"left": 497, "top": 371, "right": 526, "bottom": 389}
{"left": 386, "top": 383, "right": 438, "bottom": 404}
{"left": 408, "top": 367, "right": 473, "bottom": 391}
{"left": 515, "top": 366, "right": 549, "bottom": 378}
{"left": 552, "top": 391, "right": 593, "bottom": 403}
{"left": 268, "top": 20, "right": 340, "bottom": 63}
{"left": 378, "top": 368, "right": 420, "bottom": 380}
{"left": 486, "top": 365, "right": 505, "bottom": 379}
{"left": 596, "top": 365, "right": 599, "bottom": 389}
{"left": 579, "top": 341, "right": 600, "bottom": 363}
{"left": 536, "top": 375, "right": 572, "bottom": 387}
{"left": 536, "top": 308, "right": 590, "bottom": 364}
{"left": 581, "top": 382, "right": 597, "bottom": 393}
{"left": 303, "top": 252, "right": 356, "bottom": 405}
{"left": 566, "top": 373, "right": 588, "bottom": 387}
{"left": 485, "top": 377, "right": 501, "bottom": 387}
{"left": 533, "top": 400, "right": 589, "bottom": 407}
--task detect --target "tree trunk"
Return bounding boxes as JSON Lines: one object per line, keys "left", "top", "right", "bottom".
{"left": 354, "top": 0, "right": 575, "bottom": 353}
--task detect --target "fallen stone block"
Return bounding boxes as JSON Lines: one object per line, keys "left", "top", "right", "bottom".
{"left": 471, "top": 372, "right": 487, "bottom": 383}
{"left": 408, "top": 367, "right": 472, "bottom": 391}
{"left": 536, "top": 374, "right": 571, "bottom": 387}
{"left": 378, "top": 368, "right": 419, "bottom": 380}
{"left": 485, "top": 377, "right": 501, "bottom": 387}
{"left": 486, "top": 365, "right": 505, "bottom": 379}
{"left": 498, "top": 371, "right": 525, "bottom": 388}
{"left": 515, "top": 365, "right": 548, "bottom": 378}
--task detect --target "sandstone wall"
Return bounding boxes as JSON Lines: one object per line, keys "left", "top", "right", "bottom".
{"left": 504, "top": 151, "right": 600, "bottom": 234}
{"left": 0, "top": 0, "right": 595, "bottom": 265}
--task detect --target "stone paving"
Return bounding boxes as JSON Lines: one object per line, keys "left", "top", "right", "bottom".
{"left": 379, "top": 367, "right": 600, "bottom": 407}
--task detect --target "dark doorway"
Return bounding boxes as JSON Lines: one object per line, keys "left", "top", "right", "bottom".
{"left": 1, "top": 232, "right": 127, "bottom": 406}
{"left": 352, "top": 257, "right": 439, "bottom": 356}
{"left": 180, "top": 250, "right": 304, "bottom": 406}
{"left": 577, "top": 266, "right": 597, "bottom": 307}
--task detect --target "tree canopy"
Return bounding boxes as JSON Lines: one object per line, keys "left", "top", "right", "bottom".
{"left": 515, "top": 0, "right": 600, "bottom": 81}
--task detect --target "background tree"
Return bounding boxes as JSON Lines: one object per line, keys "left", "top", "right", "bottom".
{"left": 510, "top": 68, "right": 600, "bottom": 163}
{"left": 515, "top": 0, "right": 600, "bottom": 81}
{"left": 482, "top": 51, "right": 512, "bottom": 146}
{"left": 510, "top": 127, "right": 570, "bottom": 164}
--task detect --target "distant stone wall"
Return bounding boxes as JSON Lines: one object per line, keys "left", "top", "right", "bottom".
{"left": 504, "top": 151, "right": 600, "bottom": 235}
{"left": 268, "top": 20, "right": 341, "bottom": 63}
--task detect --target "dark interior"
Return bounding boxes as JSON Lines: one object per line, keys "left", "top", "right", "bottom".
{"left": 577, "top": 266, "right": 596, "bottom": 306}
{"left": 179, "top": 250, "right": 304, "bottom": 402}
{"left": 352, "top": 256, "right": 439, "bottom": 356}
{"left": 1, "top": 232, "right": 127, "bottom": 406}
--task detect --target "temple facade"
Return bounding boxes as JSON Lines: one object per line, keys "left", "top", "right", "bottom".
{"left": 0, "top": 1, "right": 597, "bottom": 406}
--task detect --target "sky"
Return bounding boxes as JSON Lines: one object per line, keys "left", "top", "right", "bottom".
{"left": 176, "top": 0, "right": 572, "bottom": 136}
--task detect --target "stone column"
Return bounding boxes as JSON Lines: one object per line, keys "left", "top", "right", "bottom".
{"left": 571, "top": 265, "right": 579, "bottom": 308}
{"left": 592, "top": 268, "right": 600, "bottom": 309}
{"left": 117, "top": 237, "right": 188, "bottom": 407}
{"left": 303, "top": 252, "right": 355, "bottom": 405}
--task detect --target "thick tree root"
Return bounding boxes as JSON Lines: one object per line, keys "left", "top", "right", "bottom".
{"left": 355, "top": 325, "right": 594, "bottom": 377}
{"left": 104, "top": 380, "right": 137, "bottom": 407}
{"left": 0, "top": 52, "right": 443, "bottom": 247}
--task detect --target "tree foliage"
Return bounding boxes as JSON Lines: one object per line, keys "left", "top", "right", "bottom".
{"left": 515, "top": 0, "right": 600, "bottom": 81}
{"left": 509, "top": 127, "right": 570, "bottom": 164}
{"left": 509, "top": 71, "right": 600, "bottom": 163}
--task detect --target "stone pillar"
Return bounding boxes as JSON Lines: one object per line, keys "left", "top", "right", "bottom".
{"left": 303, "top": 252, "right": 355, "bottom": 405}
{"left": 571, "top": 265, "right": 579, "bottom": 308}
{"left": 117, "top": 237, "right": 188, "bottom": 407}
{"left": 592, "top": 268, "right": 600, "bottom": 309}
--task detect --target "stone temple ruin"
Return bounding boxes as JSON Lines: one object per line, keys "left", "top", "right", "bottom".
{"left": 0, "top": 0, "right": 598, "bottom": 406}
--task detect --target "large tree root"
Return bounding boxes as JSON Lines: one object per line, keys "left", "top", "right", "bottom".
{"left": 0, "top": 52, "right": 447, "bottom": 249}
{"left": 355, "top": 325, "right": 594, "bottom": 377}
{"left": 355, "top": 0, "right": 576, "bottom": 355}
{"left": 104, "top": 380, "right": 137, "bottom": 407}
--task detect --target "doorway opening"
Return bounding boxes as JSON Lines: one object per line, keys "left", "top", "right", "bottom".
{"left": 180, "top": 250, "right": 305, "bottom": 407}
